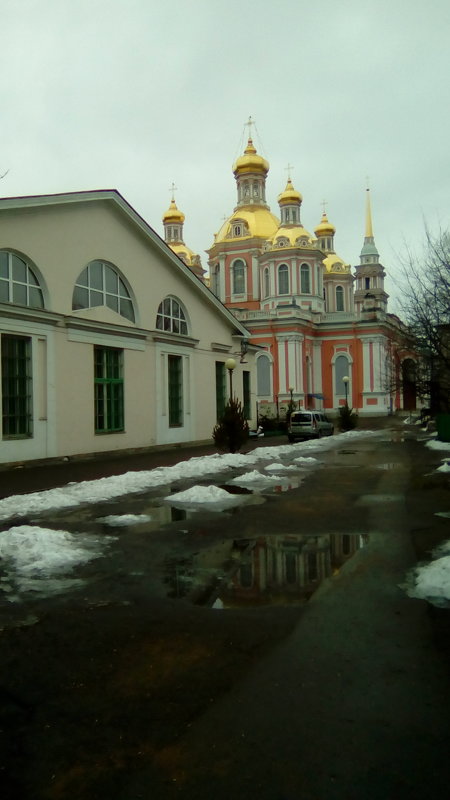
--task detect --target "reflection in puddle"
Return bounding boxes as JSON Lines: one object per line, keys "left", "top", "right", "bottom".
{"left": 165, "top": 532, "right": 367, "bottom": 607}
{"left": 373, "top": 463, "right": 400, "bottom": 471}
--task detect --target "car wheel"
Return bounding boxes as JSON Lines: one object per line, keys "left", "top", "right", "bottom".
{"left": 288, "top": 435, "right": 294, "bottom": 443}
{"left": 317, "top": 429, "right": 323, "bottom": 438}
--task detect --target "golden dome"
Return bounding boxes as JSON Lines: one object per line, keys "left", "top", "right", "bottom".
{"left": 277, "top": 178, "right": 302, "bottom": 206}
{"left": 162, "top": 199, "right": 185, "bottom": 224}
{"left": 214, "top": 207, "right": 279, "bottom": 244}
{"left": 232, "top": 138, "right": 269, "bottom": 177}
{"left": 315, "top": 211, "right": 336, "bottom": 237}
{"left": 269, "top": 224, "right": 314, "bottom": 248}
{"left": 323, "top": 253, "right": 351, "bottom": 274}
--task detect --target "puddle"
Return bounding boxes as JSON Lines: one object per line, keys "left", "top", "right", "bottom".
{"left": 355, "top": 494, "right": 404, "bottom": 505}
{"left": 165, "top": 532, "right": 367, "bottom": 607}
{"left": 373, "top": 463, "right": 400, "bottom": 471}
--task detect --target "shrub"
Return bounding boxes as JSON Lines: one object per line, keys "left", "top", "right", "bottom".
{"left": 338, "top": 404, "right": 358, "bottom": 431}
{"left": 212, "top": 398, "right": 249, "bottom": 453}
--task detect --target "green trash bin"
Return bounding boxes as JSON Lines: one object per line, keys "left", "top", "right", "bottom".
{"left": 436, "top": 413, "right": 450, "bottom": 443}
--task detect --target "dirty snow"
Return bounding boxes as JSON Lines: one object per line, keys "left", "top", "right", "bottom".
{"left": 0, "top": 525, "right": 112, "bottom": 600}
{"left": 97, "top": 514, "right": 152, "bottom": 526}
{"left": 0, "top": 429, "right": 379, "bottom": 523}
{"left": 406, "top": 540, "right": 450, "bottom": 607}
{"left": 165, "top": 485, "right": 247, "bottom": 511}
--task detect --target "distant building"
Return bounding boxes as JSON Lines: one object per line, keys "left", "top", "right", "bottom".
{"left": 0, "top": 190, "right": 254, "bottom": 466}
{"left": 198, "top": 134, "right": 412, "bottom": 418}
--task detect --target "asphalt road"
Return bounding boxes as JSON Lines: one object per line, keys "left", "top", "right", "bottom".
{"left": 1, "top": 421, "right": 449, "bottom": 799}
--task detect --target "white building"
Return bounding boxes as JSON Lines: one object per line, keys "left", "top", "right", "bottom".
{"left": 0, "top": 190, "right": 255, "bottom": 466}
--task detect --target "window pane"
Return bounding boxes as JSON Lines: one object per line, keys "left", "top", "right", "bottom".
{"left": 77, "top": 267, "right": 89, "bottom": 287}
{"left": 168, "top": 355, "right": 183, "bottom": 427}
{"left": 89, "top": 261, "right": 103, "bottom": 290}
{"left": 0, "top": 280, "right": 9, "bottom": 302}
{"left": 0, "top": 252, "right": 9, "bottom": 278}
{"left": 89, "top": 290, "right": 103, "bottom": 307}
{"left": 163, "top": 298, "right": 171, "bottom": 315}
{"left": 27, "top": 268, "right": 39, "bottom": 286}
{"left": 12, "top": 255, "right": 27, "bottom": 283}
{"left": 2, "top": 335, "right": 33, "bottom": 437}
{"left": 28, "top": 286, "right": 44, "bottom": 308}
{"left": 278, "top": 265, "right": 289, "bottom": 294}
{"left": 105, "top": 266, "right": 118, "bottom": 294}
{"left": 106, "top": 294, "right": 119, "bottom": 312}
{"left": 13, "top": 283, "right": 27, "bottom": 305}
{"left": 73, "top": 286, "right": 89, "bottom": 309}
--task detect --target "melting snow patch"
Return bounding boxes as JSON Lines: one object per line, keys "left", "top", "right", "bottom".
{"left": 0, "top": 525, "right": 112, "bottom": 600}
{"left": 405, "top": 540, "right": 450, "bottom": 607}
{"left": 436, "top": 461, "right": 450, "bottom": 473}
{"left": 97, "top": 514, "right": 152, "bottom": 526}
{"left": 435, "top": 511, "right": 450, "bottom": 519}
{"left": 426, "top": 439, "right": 450, "bottom": 451}
{"left": 165, "top": 485, "right": 247, "bottom": 511}
{"left": 264, "top": 463, "right": 297, "bottom": 472}
{"left": 294, "top": 456, "right": 320, "bottom": 465}
{"left": 229, "top": 470, "right": 284, "bottom": 487}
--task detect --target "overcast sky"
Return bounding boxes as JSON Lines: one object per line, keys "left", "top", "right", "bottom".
{"left": 2, "top": 0, "right": 449, "bottom": 311}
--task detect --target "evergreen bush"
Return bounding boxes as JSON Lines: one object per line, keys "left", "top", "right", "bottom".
{"left": 338, "top": 404, "right": 358, "bottom": 431}
{"left": 212, "top": 398, "right": 249, "bottom": 453}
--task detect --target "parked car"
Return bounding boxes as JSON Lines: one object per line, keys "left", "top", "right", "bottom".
{"left": 287, "top": 410, "right": 334, "bottom": 442}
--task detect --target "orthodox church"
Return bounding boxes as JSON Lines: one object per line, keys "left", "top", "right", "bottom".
{"left": 163, "top": 134, "right": 412, "bottom": 418}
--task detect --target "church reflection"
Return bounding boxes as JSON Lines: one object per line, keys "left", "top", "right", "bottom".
{"left": 165, "top": 533, "right": 367, "bottom": 607}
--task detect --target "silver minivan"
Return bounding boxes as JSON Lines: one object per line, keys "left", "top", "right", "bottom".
{"left": 287, "top": 410, "right": 334, "bottom": 442}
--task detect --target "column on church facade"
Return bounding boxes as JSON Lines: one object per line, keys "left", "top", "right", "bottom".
{"left": 276, "top": 333, "right": 304, "bottom": 402}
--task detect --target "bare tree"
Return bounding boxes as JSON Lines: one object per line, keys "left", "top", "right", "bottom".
{"left": 396, "top": 227, "right": 450, "bottom": 412}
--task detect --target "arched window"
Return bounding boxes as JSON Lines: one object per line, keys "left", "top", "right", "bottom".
{"left": 232, "top": 259, "right": 246, "bottom": 294}
{"left": 73, "top": 260, "right": 135, "bottom": 322}
{"left": 257, "top": 354, "right": 271, "bottom": 396}
{"left": 335, "top": 354, "right": 349, "bottom": 393}
{"left": 300, "top": 263, "right": 310, "bottom": 294}
{"left": 278, "top": 264, "right": 289, "bottom": 295}
{"left": 263, "top": 267, "right": 270, "bottom": 298}
{"left": 0, "top": 251, "right": 44, "bottom": 308}
{"left": 336, "top": 285, "right": 344, "bottom": 311}
{"left": 156, "top": 297, "right": 188, "bottom": 335}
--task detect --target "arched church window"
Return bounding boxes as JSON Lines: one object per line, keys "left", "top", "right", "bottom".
{"left": 72, "top": 260, "right": 135, "bottom": 321}
{"left": 0, "top": 251, "right": 44, "bottom": 308}
{"left": 335, "top": 354, "right": 349, "bottom": 393}
{"left": 278, "top": 264, "right": 289, "bottom": 295}
{"left": 300, "top": 263, "right": 310, "bottom": 294}
{"left": 263, "top": 267, "right": 270, "bottom": 298}
{"left": 156, "top": 296, "right": 188, "bottom": 335}
{"left": 233, "top": 224, "right": 242, "bottom": 237}
{"left": 232, "top": 260, "right": 246, "bottom": 294}
{"left": 336, "top": 285, "right": 344, "bottom": 311}
{"left": 253, "top": 181, "right": 259, "bottom": 197}
{"left": 257, "top": 354, "right": 271, "bottom": 396}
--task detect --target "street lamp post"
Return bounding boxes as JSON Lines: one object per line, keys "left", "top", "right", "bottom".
{"left": 225, "top": 357, "right": 236, "bottom": 402}
{"left": 342, "top": 375, "right": 349, "bottom": 406}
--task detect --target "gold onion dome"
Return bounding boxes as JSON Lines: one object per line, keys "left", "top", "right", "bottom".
{"left": 162, "top": 199, "right": 185, "bottom": 224}
{"left": 315, "top": 211, "right": 336, "bottom": 237}
{"left": 232, "top": 138, "right": 269, "bottom": 176}
{"left": 277, "top": 178, "right": 302, "bottom": 206}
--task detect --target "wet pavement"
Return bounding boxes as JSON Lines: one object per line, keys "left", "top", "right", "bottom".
{"left": 1, "top": 420, "right": 450, "bottom": 799}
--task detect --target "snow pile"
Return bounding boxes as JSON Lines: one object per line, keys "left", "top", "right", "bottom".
{"left": 97, "top": 514, "right": 152, "bottom": 526}
{"left": 405, "top": 540, "right": 450, "bottom": 607}
{"left": 264, "top": 462, "right": 297, "bottom": 472}
{"left": 426, "top": 439, "right": 450, "bottom": 452}
{"left": 229, "top": 470, "right": 284, "bottom": 487}
{"left": 0, "top": 428, "right": 380, "bottom": 523}
{"left": 0, "top": 525, "right": 111, "bottom": 599}
{"left": 164, "top": 485, "right": 247, "bottom": 511}
{"left": 294, "top": 456, "right": 320, "bottom": 465}
{"left": 436, "top": 461, "right": 450, "bottom": 473}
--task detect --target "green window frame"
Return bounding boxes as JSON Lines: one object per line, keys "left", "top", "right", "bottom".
{"left": 168, "top": 355, "right": 183, "bottom": 427}
{"left": 94, "top": 347, "right": 124, "bottom": 433}
{"left": 1, "top": 335, "right": 33, "bottom": 438}
{"left": 215, "top": 361, "right": 226, "bottom": 420}
{"left": 243, "top": 370, "right": 251, "bottom": 419}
